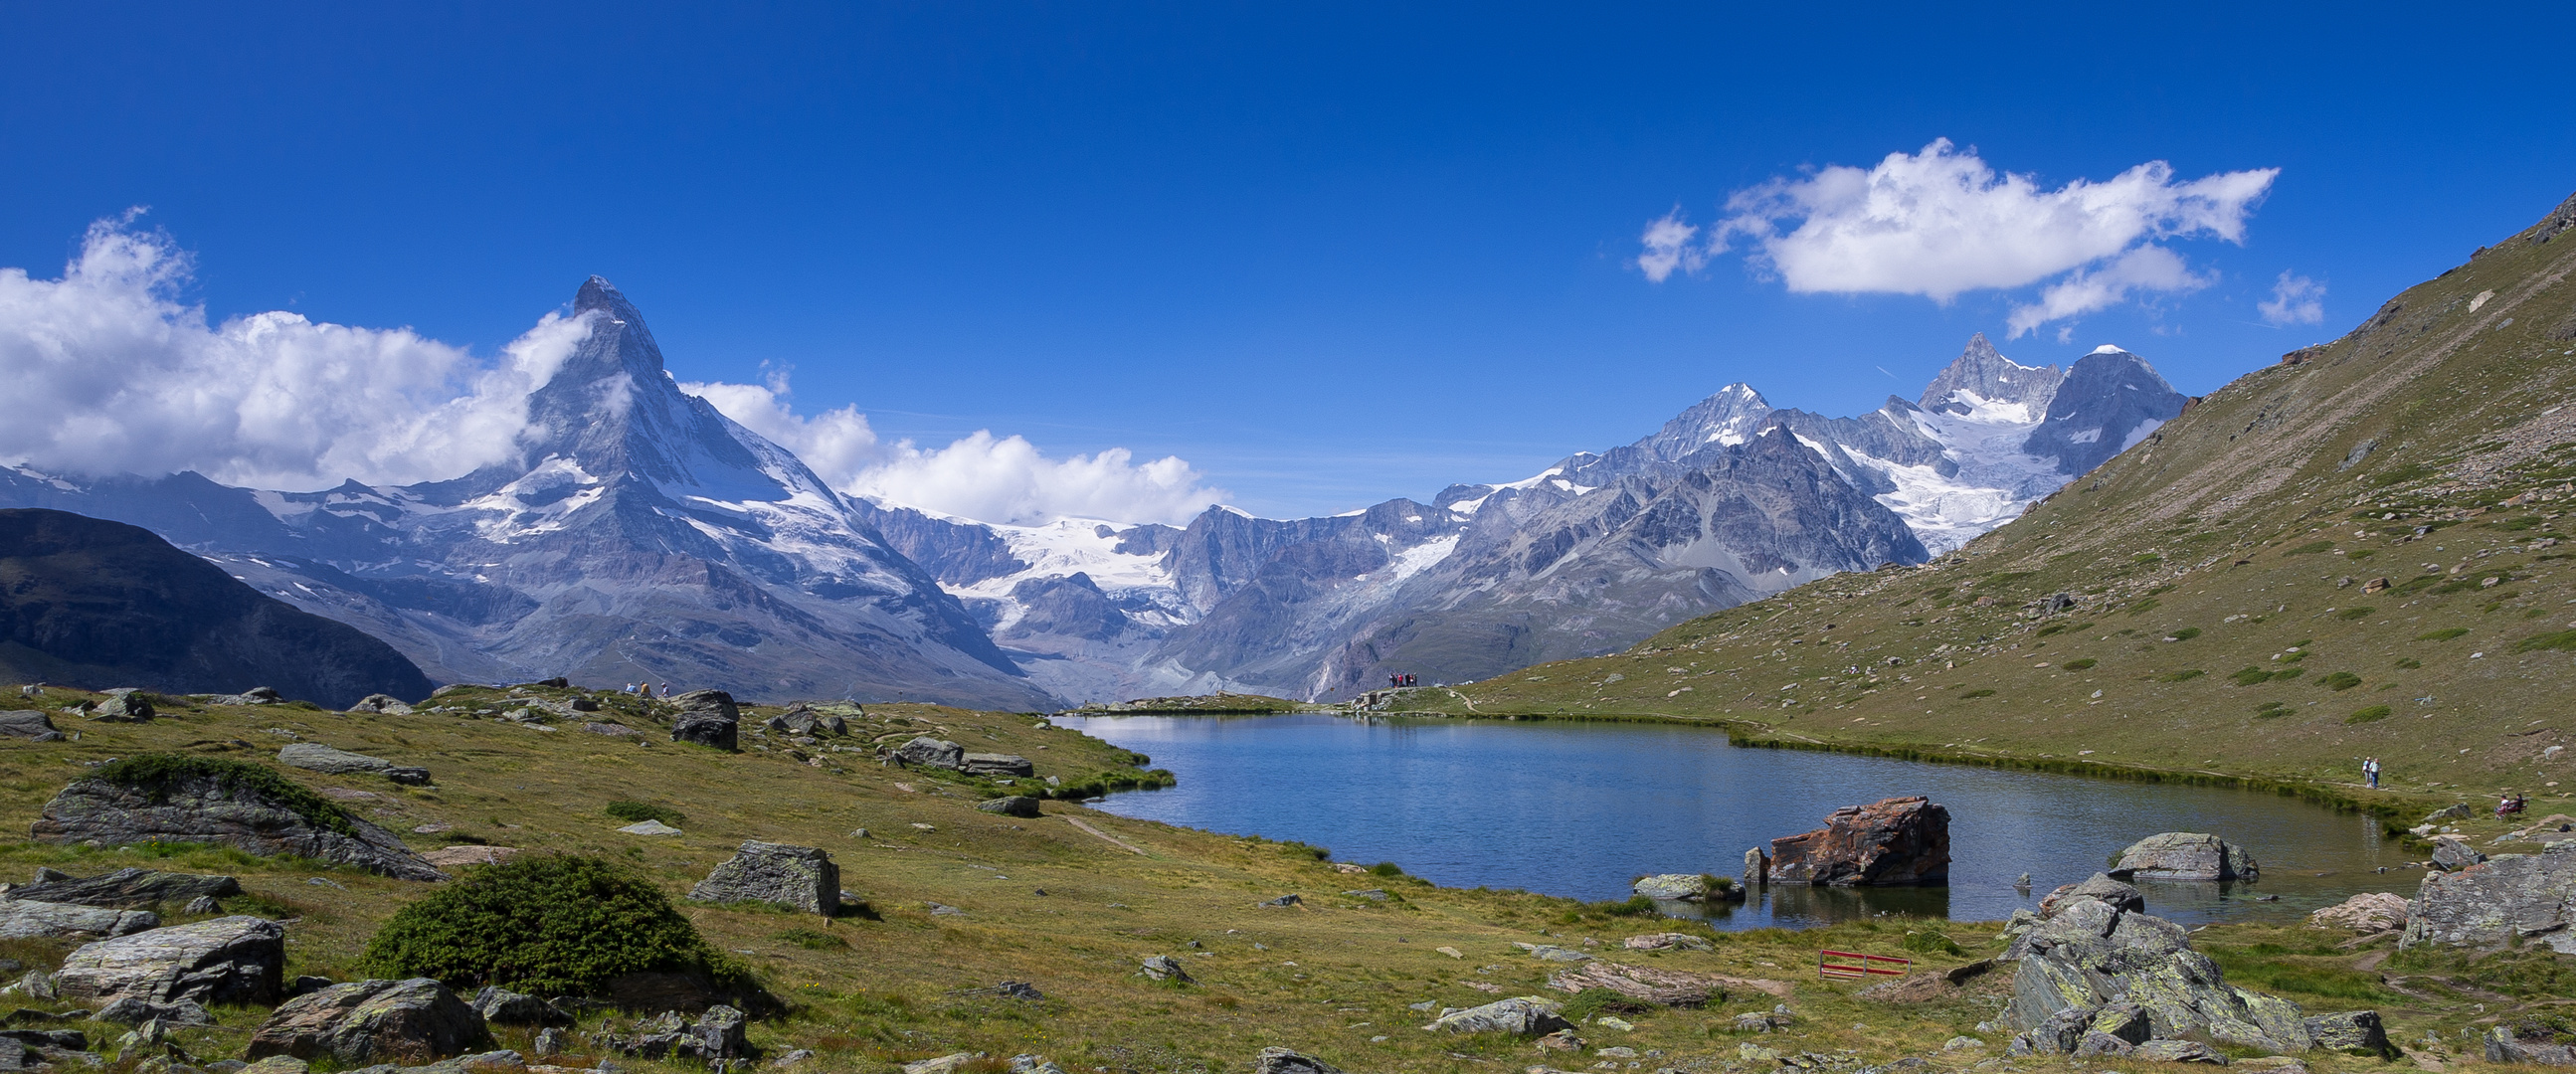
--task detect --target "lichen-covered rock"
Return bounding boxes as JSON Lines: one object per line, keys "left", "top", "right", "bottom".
{"left": 2402, "top": 841, "right": 2576, "bottom": 953}
{"left": 2004, "top": 897, "right": 2309, "bottom": 1053}
{"left": 469, "top": 986, "right": 567, "bottom": 1026}
{"left": 0, "top": 898, "right": 158, "bottom": 939}
{"left": 346, "top": 695, "right": 415, "bottom": 715}
{"left": 90, "top": 995, "right": 214, "bottom": 1026}
{"left": 2130, "top": 1039, "right": 2231, "bottom": 1064}
{"left": 1621, "top": 932, "right": 1714, "bottom": 952}
{"left": 54, "top": 915, "right": 284, "bottom": 1004}
{"left": 30, "top": 765, "right": 445, "bottom": 881}
{"left": 1544, "top": 961, "right": 1733, "bottom": 1006}
{"left": 686, "top": 842, "right": 839, "bottom": 916}
{"left": 245, "top": 978, "right": 492, "bottom": 1067}
{"left": 2038, "top": 873, "right": 2144, "bottom": 917}
{"left": 1632, "top": 874, "right": 1715, "bottom": 900}
{"left": 960, "top": 753, "right": 1034, "bottom": 778}
{"left": 9, "top": 867, "right": 242, "bottom": 910}
{"left": 2304, "top": 1010, "right": 2391, "bottom": 1055}
{"left": 892, "top": 737, "right": 966, "bottom": 770}
{"left": 1424, "top": 995, "right": 1575, "bottom": 1035}
{"left": 594, "top": 1005, "right": 750, "bottom": 1061}
{"left": 0, "top": 711, "right": 64, "bottom": 741}
{"left": 2112, "top": 832, "right": 2259, "bottom": 881}
{"left": 1139, "top": 956, "right": 1193, "bottom": 983}
{"left": 2488, "top": 1023, "right": 2576, "bottom": 1065}
{"left": 1765, "top": 797, "right": 1949, "bottom": 886}
{"left": 2429, "top": 836, "right": 2484, "bottom": 871}
{"left": 2307, "top": 892, "right": 2408, "bottom": 934}
{"left": 666, "top": 689, "right": 739, "bottom": 722}
{"left": 977, "top": 796, "right": 1041, "bottom": 818}
{"left": 90, "top": 693, "right": 154, "bottom": 722}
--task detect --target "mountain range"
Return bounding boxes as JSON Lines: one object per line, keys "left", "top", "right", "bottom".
{"left": 0, "top": 280, "right": 2184, "bottom": 705}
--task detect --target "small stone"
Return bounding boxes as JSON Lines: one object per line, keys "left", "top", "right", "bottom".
{"left": 901, "top": 1052, "right": 983, "bottom": 1074}
{"left": 1436, "top": 946, "right": 1464, "bottom": 959}
{"left": 1943, "top": 1037, "right": 1986, "bottom": 1051}
{"left": 532, "top": 1027, "right": 568, "bottom": 1057}
{"left": 1139, "top": 956, "right": 1194, "bottom": 984}
{"left": 1593, "top": 1016, "right": 1634, "bottom": 1031}
{"left": 617, "top": 820, "right": 681, "bottom": 836}
{"left": 1251, "top": 1047, "right": 1343, "bottom": 1074}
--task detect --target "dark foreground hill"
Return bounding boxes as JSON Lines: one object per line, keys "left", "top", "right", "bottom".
{"left": 1429, "top": 188, "right": 2576, "bottom": 792}
{"left": 0, "top": 508, "right": 432, "bottom": 707}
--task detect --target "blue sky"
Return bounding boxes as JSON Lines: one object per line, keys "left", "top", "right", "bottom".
{"left": 2, "top": 4, "right": 2571, "bottom": 521}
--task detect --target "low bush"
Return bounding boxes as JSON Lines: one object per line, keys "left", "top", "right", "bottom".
{"left": 2417, "top": 627, "right": 2470, "bottom": 641}
{"left": 2345, "top": 706, "right": 2393, "bottom": 724}
{"left": 364, "top": 853, "right": 751, "bottom": 995}
{"left": 604, "top": 801, "right": 685, "bottom": 826}
{"left": 1958, "top": 688, "right": 1997, "bottom": 699}
{"left": 2318, "top": 672, "right": 2363, "bottom": 691}
{"left": 2061, "top": 658, "right": 2098, "bottom": 670}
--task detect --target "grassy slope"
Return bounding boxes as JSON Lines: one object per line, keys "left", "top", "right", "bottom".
{"left": 0, "top": 684, "right": 2532, "bottom": 1073}
{"left": 1425, "top": 192, "right": 2576, "bottom": 807}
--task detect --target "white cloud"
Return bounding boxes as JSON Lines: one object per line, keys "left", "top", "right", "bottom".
{"left": 0, "top": 215, "right": 585, "bottom": 490}
{"left": 2005, "top": 246, "right": 2213, "bottom": 339}
{"left": 1635, "top": 210, "right": 1704, "bottom": 282}
{"left": 1641, "top": 139, "right": 2278, "bottom": 333}
{"left": 2259, "top": 271, "right": 2326, "bottom": 326}
{"left": 683, "top": 375, "right": 1226, "bottom": 527}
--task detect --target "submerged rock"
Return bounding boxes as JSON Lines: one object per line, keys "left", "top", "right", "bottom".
{"left": 2112, "top": 832, "right": 2259, "bottom": 881}
{"left": 1766, "top": 796, "right": 1949, "bottom": 886}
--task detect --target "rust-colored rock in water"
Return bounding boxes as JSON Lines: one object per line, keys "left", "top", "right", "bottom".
{"left": 1765, "top": 796, "right": 1949, "bottom": 886}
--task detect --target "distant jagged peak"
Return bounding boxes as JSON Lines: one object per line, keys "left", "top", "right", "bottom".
{"left": 1637, "top": 381, "right": 1775, "bottom": 459}
{"left": 1920, "top": 332, "right": 2065, "bottom": 419}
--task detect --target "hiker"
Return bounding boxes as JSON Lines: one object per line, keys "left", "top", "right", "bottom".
{"left": 2363, "top": 757, "right": 2379, "bottom": 789}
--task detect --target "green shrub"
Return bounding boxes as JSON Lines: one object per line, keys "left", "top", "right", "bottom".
{"left": 2159, "top": 669, "right": 2205, "bottom": 682}
{"left": 1368, "top": 861, "right": 1404, "bottom": 877}
{"left": 2062, "top": 658, "right": 2098, "bottom": 670}
{"left": 2231, "top": 667, "right": 2275, "bottom": 686}
{"left": 2394, "top": 657, "right": 2423, "bottom": 669}
{"left": 1903, "top": 929, "right": 1963, "bottom": 956}
{"left": 364, "top": 853, "right": 750, "bottom": 995}
{"left": 1589, "top": 895, "right": 1660, "bottom": 917}
{"left": 2318, "top": 672, "right": 2363, "bottom": 691}
{"left": 2417, "top": 627, "right": 2470, "bottom": 641}
{"left": 604, "top": 802, "right": 685, "bottom": 826}
{"left": 2335, "top": 607, "right": 2375, "bottom": 621}
{"left": 1958, "top": 688, "right": 1997, "bottom": 699}
{"left": 2253, "top": 702, "right": 2290, "bottom": 719}
{"left": 2515, "top": 630, "right": 2576, "bottom": 653}
{"left": 2345, "top": 706, "right": 2392, "bottom": 724}
{"left": 92, "top": 755, "right": 355, "bottom": 836}
{"left": 2168, "top": 627, "right": 2203, "bottom": 640}
{"left": 2273, "top": 667, "right": 2305, "bottom": 680}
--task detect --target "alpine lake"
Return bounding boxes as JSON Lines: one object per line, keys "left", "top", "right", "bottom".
{"left": 1050, "top": 712, "right": 2408, "bottom": 930}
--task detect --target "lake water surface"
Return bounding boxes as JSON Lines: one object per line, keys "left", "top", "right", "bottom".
{"left": 1051, "top": 713, "right": 2413, "bottom": 930}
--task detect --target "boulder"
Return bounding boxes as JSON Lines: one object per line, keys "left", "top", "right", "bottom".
{"left": 595, "top": 1005, "right": 750, "bottom": 1061}
{"left": 2304, "top": 1010, "right": 2392, "bottom": 1055}
{"left": 2307, "top": 892, "right": 2408, "bottom": 934}
{"left": 1251, "top": 1047, "right": 1344, "bottom": 1074}
{"left": 245, "top": 978, "right": 492, "bottom": 1067}
{"left": 2488, "top": 1023, "right": 2576, "bottom": 1065}
{"left": 1544, "top": 961, "right": 1733, "bottom": 1006}
{"left": 892, "top": 737, "right": 966, "bottom": 770}
{"left": 214, "top": 687, "right": 285, "bottom": 706}
{"left": 2112, "top": 832, "right": 2259, "bottom": 881}
{"left": 2403, "top": 841, "right": 2576, "bottom": 952}
{"left": 977, "top": 797, "right": 1041, "bottom": 818}
{"left": 1632, "top": 874, "right": 1722, "bottom": 901}
{"left": 686, "top": 842, "right": 840, "bottom": 916}
{"left": 89, "top": 693, "right": 153, "bottom": 722}
{"left": 2421, "top": 804, "right": 2472, "bottom": 823}
{"left": 345, "top": 695, "right": 415, "bottom": 715}
{"left": 1139, "top": 956, "right": 1193, "bottom": 983}
{"left": 277, "top": 744, "right": 399, "bottom": 776}
{"left": 53, "top": 915, "right": 284, "bottom": 1004}
{"left": 90, "top": 995, "right": 213, "bottom": 1026}
{"left": 9, "top": 867, "right": 242, "bottom": 910}
{"left": 1621, "top": 932, "right": 1715, "bottom": 952}
{"left": 2429, "top": 836, "right": 2484, "bottom": 871}
{"left": 1424, "top": 995, "right": 1575, "bottom": 1035}
{"left": 31, "top": 766, "right": 446, "bottom": 881}
{"left": 468, "top": 986, "right": 567, "bottom": 1027}
{"left": 960, "top": 753, "right": 1035, "bottom": 778}
{"left": 0, "top": 899, "right": 158, "bottom": 940}
{"left": 0, "top": 712, "right": 63, "bottom": 742}
{"left": 2039, "top": 873, "right": 2145, "bottom": 917}
{"left": 2004, "top": 897, "right": 2311, "bottom": 1053}
{"left": 668, "top": 713, "right": 737, "bottom": 751}
{"left": 1765, "top": 796, "right": 1949, "bottom": 885}
{"left": 666, "top": 689, "right": 738, "bottom": 721}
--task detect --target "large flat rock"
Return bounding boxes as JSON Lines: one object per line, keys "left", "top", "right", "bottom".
{"left": 54, "top": 915, "right": 284, "bottom": 1004}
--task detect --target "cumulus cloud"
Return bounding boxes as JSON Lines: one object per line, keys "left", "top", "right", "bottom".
{"left": 0, "top": 215, "right": 586, "bottom": 490}
{"left": 2004, "top": 246, "right": 2213, "bottom": 339}
{"left": 2259, "top": 271, "right": 2326, "bottom": 326}
{"left": 1640, "top": 139, "right": 2278, "bottom": 333}
{"left": 683, "top": 375, "right": 1226, "bottom": 527}
{"left": 0, "top": 215, "right": 1225, "bottom": 527}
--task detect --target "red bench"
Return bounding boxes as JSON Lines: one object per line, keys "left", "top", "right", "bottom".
{"left": 1818, "top": 950, "right": 1911, "bottom": 981}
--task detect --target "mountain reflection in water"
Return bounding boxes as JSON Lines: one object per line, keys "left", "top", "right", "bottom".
{"left": 1053, "top": 713, "right": 2404, "bottom": 930}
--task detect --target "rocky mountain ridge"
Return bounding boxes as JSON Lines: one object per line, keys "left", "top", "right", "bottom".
{"left": 0, "top": 285, "right": 2181, "bottom": 706}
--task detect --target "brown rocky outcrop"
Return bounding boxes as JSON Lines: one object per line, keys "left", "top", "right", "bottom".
{"left": 1544, "top": 961, "right": 1740, "bottom": 1007}
{"left": 1766, "top": 796, "right": 1949, "bottom": 885}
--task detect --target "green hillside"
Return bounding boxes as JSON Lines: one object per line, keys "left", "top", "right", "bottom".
{"left": 1429, "top": 190, "right": 2576, "bottom": 798}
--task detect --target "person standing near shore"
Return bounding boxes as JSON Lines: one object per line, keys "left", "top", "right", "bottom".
{"left": 2363, "top": 757, "right": 2380, "bottom": 789}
